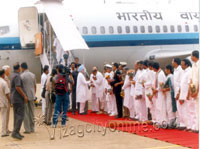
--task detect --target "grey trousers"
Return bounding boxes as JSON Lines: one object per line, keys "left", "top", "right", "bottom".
{"left": 45, "top": 91, "right": 53, "bottom": 124}
{"left": 0, "top": 107, "right": 8, "bottom": 135}
{"left": 6, "top": 105, "right": 10, "bottom": 132}
{"left": 24, "top": 100, "right": 35, "bottom": 132}
{"left": 13, "top": 103, "right": 24, "bottom": 134}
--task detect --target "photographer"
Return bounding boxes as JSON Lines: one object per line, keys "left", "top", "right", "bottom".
{"left": 52, "top": 64, "right": 73, "bottom": 128}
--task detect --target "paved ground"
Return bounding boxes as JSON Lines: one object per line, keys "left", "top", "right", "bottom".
{"left": 0, "top": 107, "right": 188, "bottom": 149}
{"left": 0, "top": 84, "right": 188, "bottom": 149}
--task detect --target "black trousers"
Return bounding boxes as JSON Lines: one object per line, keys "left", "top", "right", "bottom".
{"left": 13, "top": 103, "right": 24, "bottom": 134}
{"left": 114, "top": 92, "right": 123, "bottom": 118}
{"left": 72, "top": 90, "right": 77, "bottom": 113}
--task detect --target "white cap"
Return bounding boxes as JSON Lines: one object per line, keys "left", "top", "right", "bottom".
{"left": 119, "top": 62, "right": 127, "bottom": 66}
{"left": 105, "top": 64, "right": 112, "bottom": 68}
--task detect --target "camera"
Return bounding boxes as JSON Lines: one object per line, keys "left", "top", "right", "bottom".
{"left": 63, "top": 66, "right": 71, "bottom": 75}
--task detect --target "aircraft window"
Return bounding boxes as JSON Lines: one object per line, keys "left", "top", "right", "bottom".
{"left": 109, "top": 26, "right": 114, "bottom": 34}
{"left": 140, "top": 26, "right": 145, "bottom": 33}
{"left": 117, "top": 26, "right": 122, "bottom": 34}
{"left": 155, "top": 26, "right": 160, "bottom": 33}
{"left": 185, "top": 25, "right": 189, "bottom": 32}
{"left": 125, "top": 26, "right": 130, "bottom": 33}
{"left": 133, "top": 26, "right": 138, "bottom": 33}
{"left": 177, "top": 25, "right": 182, "bottom": 32}
{"left": 0, "top": 26, "right": 10, "bottom": 36}
{"left": 170, "top": 25, "right": 175, "bottom": 32}
{"left": 82, "top": 27, "right": 88, "bottom": 34}
{"left": 148, "top": 26, "right": 153, "bottom": 33}
{"left": 100, "top": 26, "right": 105, "bottom": 34}
{"left": 194, "top": 25, "right": 198, "bottom": 32}
{"left": 91, "top": 26, "right": 97, "bottom": 34}
{"left": 163, "top": 25, "right": 168, "bottom": 33}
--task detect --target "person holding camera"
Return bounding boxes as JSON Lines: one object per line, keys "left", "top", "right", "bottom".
{"left": 52, "top": 64, "right": 73, "bottom": 128}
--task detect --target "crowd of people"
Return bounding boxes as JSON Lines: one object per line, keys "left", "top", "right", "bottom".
{"left": 0, "top": 50, "right": 199, "bottom": 140}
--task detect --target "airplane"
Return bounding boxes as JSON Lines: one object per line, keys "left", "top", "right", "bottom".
{"left": 0, "top": 0, "right": 199, "bottom": 81}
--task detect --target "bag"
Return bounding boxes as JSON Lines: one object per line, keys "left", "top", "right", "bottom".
{"left": 41, "top": 80, "right": 47, "bottom": 98}
{"left": 55, "top": 74, "right": 67, "bottom": 95}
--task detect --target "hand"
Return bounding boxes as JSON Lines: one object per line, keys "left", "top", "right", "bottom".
{"left": 91, "top": 84, "right": 95, "bottom": 87}
{"left": 93, "top": 76, "right": 97, "bottom": 80}
{"left": 114, "top": 83, "right": 119, "bottom": 87}
{"left": 175, "top": 93, "right": 180, "bottom": 100}
{"left": 191, "top": 92, "right": 198, "bottom": 98}
{"left": 179, "top": 100, "right": 184, "bottom": 105}
{"left": 24, "top": 96, "right": 28, "bottom": 103}
{"left": 131, "top": 81, "right": 135, "bottom": 85}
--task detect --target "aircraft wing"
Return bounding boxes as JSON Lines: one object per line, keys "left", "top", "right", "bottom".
{"left": 41, "top": 0, "right": 89, "bottom": 51}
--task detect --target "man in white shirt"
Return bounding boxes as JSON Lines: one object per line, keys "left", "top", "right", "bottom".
{"left": 41, "top": 65, "right": 49, "bottom": 116}
{"left": 0, "top": 70, "right": 10, "bottom": 137}
{"left": 90, "top": 67, "right": 104, "bottom": 113}
{"left": 190, "top": 50, "right": 199, "bottom": 132}
{"left": 152, "top": 62, "right": 167, "bottom": 126}
{"left": 104, "top": 64, "right": 117, "bottom": 116}
{"left": 172, "top": 58, "right": 183, "bottom": 128}
{"left": 2, "top": 65, "right": 11, "bottom": 134}
{"left": 179, "top": 59, "right": 192, "bottom": 129}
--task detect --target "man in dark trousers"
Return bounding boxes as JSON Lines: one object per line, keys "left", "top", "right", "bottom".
{"left": 110, "top": 63, "right": 123, "bottom": 118}
{"left": 10, "top": 63, "right": 28, "bottom": 140}
{"left": 71, "top": 62, "right": 79, "bottom": 115}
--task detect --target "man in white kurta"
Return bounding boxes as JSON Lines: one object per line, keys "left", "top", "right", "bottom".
{"left": 134, "top": 61, "right": 147, "bottom": 122}
{"left": 172, "top": 58, "right": 183, "bottom": 127}
{"left": 190, "top": 51, "right": 199, "bottom": 131}
{"left": 90, "top": 67, "right": 104, "bottom": 112}
{"left": 152, "top": 62, "right": 167, "bottom": 125}
{"left": 122, "top": 73, "right": 134, "bottom": 119}
{"left": 179, "top": 59, "right": 192, "bottom": 129}
{"left": 143, "top": 62, "right": 156, "bottom": 122}
{"left": 76, "top": 65, "right": 90, "bottom": 114}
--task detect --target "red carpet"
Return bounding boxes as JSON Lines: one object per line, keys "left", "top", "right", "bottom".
{"left": 68, "top": 112, "right": 199, "bottom": 149}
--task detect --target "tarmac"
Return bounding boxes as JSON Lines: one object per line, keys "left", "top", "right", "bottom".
{"left": 0, "top": 84, "right": 188, "bottom": 149}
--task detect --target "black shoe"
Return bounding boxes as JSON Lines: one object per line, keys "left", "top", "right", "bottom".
{"left": 23, "top": 131, "right": 31, "bottom": 134}
{"left": 72, "top": 112, "right": 75, "bottom": 115}
{"left": 1, "top": 134, "right": 9, "bottom": 137}
{"left": 19, "top": 133, "right": 24, "bottom": 138}
{"left": 79, "top": 112, "right": 87, "bottom": 115}
{"left": 11, "top": 133, "right": 22, "bottom": 140}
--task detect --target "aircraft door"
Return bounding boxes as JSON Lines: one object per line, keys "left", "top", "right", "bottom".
{"left": 18, "top": 7, "right": 39, "bottom": 48}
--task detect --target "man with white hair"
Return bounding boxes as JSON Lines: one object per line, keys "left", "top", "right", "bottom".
{"left": 90, "top": 67, "right": 104, "bottom": 113}
{"left": 76, "top": 65, "right": 90, "bottom": 114}
{"left": 2, "top": 65, "right": 11, "bottom": 134}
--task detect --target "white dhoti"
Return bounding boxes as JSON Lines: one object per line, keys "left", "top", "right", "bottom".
{"left": 155, "top": 92, "right": 167, "bottom": 125}
{"left": 177, "top": 100, "right": 187, "bottom": 127}
{"left": 91, "top": 93, "right": 99, "bottom": 112}
{"left": 186, "top": 99, "right": 196, "bottom": 130}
